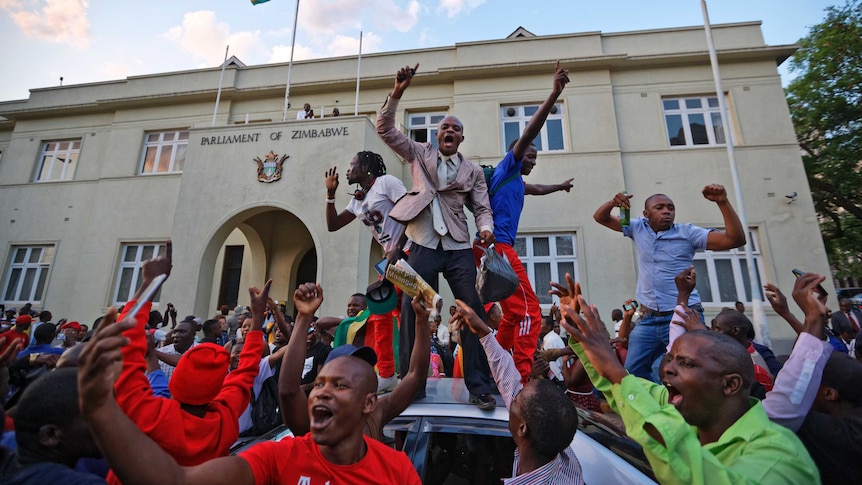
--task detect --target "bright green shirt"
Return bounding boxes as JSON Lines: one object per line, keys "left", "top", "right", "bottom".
{"left": 570, "top": 342, "right": 820, "bottom": 485}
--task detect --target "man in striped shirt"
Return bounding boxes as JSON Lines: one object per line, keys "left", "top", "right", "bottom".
{"left": 453, "top": 300, "right": 584, "bottom": 484}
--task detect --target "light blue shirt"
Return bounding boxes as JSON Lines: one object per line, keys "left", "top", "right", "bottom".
{"left": 622, "top": 217, "right": 710, "bottom": 311}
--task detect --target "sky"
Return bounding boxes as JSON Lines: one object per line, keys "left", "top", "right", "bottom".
{"left": 0, "top": 0, "right": 840, "bottom": 102}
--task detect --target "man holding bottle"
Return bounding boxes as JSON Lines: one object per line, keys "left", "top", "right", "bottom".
{"left": 593, "top": 184, "right": 746, "bottom": 381}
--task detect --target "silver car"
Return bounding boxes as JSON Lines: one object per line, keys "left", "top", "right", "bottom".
{"left": 232, "top": 378, "right": 657, "bottom": 484}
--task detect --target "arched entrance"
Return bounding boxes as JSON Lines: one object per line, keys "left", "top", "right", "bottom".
{"left": 197, "top": 206, "right": 316, "bottom": 317}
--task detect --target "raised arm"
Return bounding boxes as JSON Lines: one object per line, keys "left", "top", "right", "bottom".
{"left": 702, "top": 184, "right": 746, "bottom": 250}
{"left": 376, "top": 64, "right": 422, "bottom": 162}
{"left": 511, "top": 61, "right": 569, "bottom": 162}
{"left": 524, "top": 178, "right": 573, "bottom": 196}
{"left": 79, "top": 317, "right": 254, "bottom": 485}
{"left": 217, "top": 281, "right": 271, "bottom": 421}
{"left": 454, "top": 299, "right": 523, "bottom": 408}
{"left": 324, "top": 167, "right": 356, "bottom": 231}
{"left": 114, "top": 242, "right": 172, "bottom": 430}
{"left": 278, "top": 283, "right": 324, "bottom": 436}
{"left": 593, "top": 192, "right": 633, "bottom": 233}
{"left": 764, "top": 283, "right": 804, "bottom": 335}
{"left": 378, "top": 295, "right": 431, "bottom": 423}
{"left": 762, "top": 273, "right": 833, "bottom": 431}
{"left": 267, "top": 297, "right": 292, "bottom": 345}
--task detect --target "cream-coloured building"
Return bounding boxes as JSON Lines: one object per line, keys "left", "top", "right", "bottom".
{"left": 0, "top": 22, "right": 828, "bottom": 352}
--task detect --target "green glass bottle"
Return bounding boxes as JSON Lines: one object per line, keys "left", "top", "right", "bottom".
{"left": 619, "top": 190, "right": 630, "bottom": 227}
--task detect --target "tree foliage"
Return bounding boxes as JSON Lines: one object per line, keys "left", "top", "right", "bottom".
{"left": 787, "top": 1, "right": 862, "bottom": 281}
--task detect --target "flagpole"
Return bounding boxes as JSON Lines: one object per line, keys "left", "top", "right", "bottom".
{"left": 701, "top": 0, "right": 769, "bottom": 346}
{"left": 282, "top": 0, "right": 301, "bottom": 122}
{"left": 212, "top": 45, "right": 229, "bottom": 127}
{"left": 355, "top": 31, "right": 363, "bottom": 115}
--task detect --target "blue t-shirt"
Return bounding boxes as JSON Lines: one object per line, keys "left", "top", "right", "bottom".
{"left": 16, "top": 343, "right": 65, "bottom": 359}
{"left": 489, "top": 150, "right": 525, "bottom": 246}
{"left": 622, "top": 217, "right": 711, "bottom": 311}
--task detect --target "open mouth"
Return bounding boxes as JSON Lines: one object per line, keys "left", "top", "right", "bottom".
{"left": 664, "top": 382, "right": 683, "bottom": 406}
{"left": 310, "top": 405, "right": 334, "bottom": 431}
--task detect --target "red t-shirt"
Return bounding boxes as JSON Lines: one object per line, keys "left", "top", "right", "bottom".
{"left": 240, "top": 433, "right": 420, "bottom": 485}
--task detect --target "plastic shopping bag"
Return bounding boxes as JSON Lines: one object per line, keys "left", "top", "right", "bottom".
{"left": 475, "top": 245, "right": 519, "bottom": 303}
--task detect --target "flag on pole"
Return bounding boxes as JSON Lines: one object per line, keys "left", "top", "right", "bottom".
{"left": 251, "top": 0, "right": 270, "bottom": 5}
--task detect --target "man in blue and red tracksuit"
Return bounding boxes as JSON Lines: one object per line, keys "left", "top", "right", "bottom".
{"left": 483, "top": 62, "right": 574, "bottom": 383}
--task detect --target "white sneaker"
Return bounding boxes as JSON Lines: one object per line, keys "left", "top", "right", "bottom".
{"left": 377, "top": 374, "right": 399, "bottom": 394}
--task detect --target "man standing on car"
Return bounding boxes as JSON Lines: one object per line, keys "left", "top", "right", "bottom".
{"left": 593, "top": 185, "right": 745, "bottom": 381}
{"left": 376, "top": 62, "right": 496, "bottom": 409}
{"left": 485, "top": 61, "right": 572, "bottom": 384}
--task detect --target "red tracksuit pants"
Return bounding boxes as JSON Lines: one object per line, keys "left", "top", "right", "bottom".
{"left": 493, "top": 243, "right": 543, "bottom": 384}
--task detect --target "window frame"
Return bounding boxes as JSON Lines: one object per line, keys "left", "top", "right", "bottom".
{"left": 138, "top": 129, "right": 189, "bottom": 175}
{"left": 693, "top": 229, "right": 766, "bottom": 306}
{"left": 34, "top": 139, "right": 82, "bottom": 182}
{"left": 112, "top": 243, "right": 166, "bottom": 306}
{"left": 2, "top": 245, "right": 55, "bottom": 305}
{"left": 662, "top": 95, "right": 729, "bottom": 148}
{"left": 500, "top": 103, "right": 566, "bottom": 154}
{"left": 406, "top": 112, "right": 447, "bottom": 150}
{"left": 513, "top": 233, "right": 578, "bottom": 310}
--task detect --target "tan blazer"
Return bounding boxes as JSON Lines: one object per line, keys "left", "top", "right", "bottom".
{"left": 376, "top": 96, "right": 493, "bottom": 244}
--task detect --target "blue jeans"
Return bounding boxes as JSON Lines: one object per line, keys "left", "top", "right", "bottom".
{"left": 624, "top": 304, "right": 703, "bottom": 382}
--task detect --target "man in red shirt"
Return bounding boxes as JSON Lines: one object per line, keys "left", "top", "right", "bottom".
{"left": 78, "top": 283, "right": 421, "bottom": 485}
{"left": 106, "top": 242, "right": 270, "bottom": 484}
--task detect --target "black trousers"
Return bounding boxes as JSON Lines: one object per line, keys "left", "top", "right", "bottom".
{"left": 399, "top": 243, "right": 494, "bottom": 395}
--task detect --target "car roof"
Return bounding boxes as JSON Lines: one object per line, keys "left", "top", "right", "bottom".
{"left": 402, "top": 377, "right": 510, "bottom": 421}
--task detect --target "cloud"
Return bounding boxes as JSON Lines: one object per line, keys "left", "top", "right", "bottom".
{"left": 299, "top": 0, "right": 420, "bottom": 35}
{"left": 3, "top": 0, "right": 91, "bottom": 48}
{"left": 163, "top": 10, "right": 272, "bottom": 67}
{"left": 268, "top": 43, "right": 318, "bottom": 63}
{"left": 437, "top": 0, "right": 485, "bottom": 18}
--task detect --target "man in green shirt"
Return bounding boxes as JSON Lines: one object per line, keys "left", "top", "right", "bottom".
{"left": 556, "top": 286, "right": 819, "bottom": 484}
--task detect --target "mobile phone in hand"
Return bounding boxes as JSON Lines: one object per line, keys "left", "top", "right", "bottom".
{"left": 623, "top": 300, "right": 639, "bottom": 312}
{"left": 792, "top": 269, "right": 828, "bottom": 297}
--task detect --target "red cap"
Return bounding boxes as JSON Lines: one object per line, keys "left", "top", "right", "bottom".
{"left": 15, "top": 315, "right": 32, "bottom": 327}
{"left": 169, "top": 344, "right": 229, "bottom": 405}
{"left": 61, "top": 321, "right": 82, "bottom": 332}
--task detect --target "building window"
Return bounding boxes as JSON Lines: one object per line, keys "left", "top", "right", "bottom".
{"left": 139, "top": 130, "right": 189, "bottom": 174}
{"left": 113, "top": 243, "right": 165, "bottom": 305}
{"left": 693, "top": 229, "right": 764, "bottom": 305}
{"left": 513, "top": 233, "right": 577, "bottom": 307}
{"left": 407, "top": 112, "right": 447, "bottom": 150}
{"left": 501, "top": 104, "right": 565, "bottom": 153}
{"left": 662, "top": 95, "right": 727, "bottom": 147}
{"left": 3, "top": 246, "right": 54, "bottom": 304}
{"left": 35, "top": 140, "right": 81, "bottom": 181}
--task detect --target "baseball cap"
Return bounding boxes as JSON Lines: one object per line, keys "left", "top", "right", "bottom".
{"left": 324, "top": 344, "right": 377, "bottom": 367}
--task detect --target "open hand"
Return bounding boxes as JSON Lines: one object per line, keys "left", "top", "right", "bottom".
{"left": 561, "top": 295, "right": 627, "bottom": 384}
{"left": 550, "top": 273, "right": 581, "bottom": 316}
{"left": 294, "top": 283, "right": 324, "bottom": 316}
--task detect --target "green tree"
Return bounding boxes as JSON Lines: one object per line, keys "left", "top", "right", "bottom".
{"left": 787, "top": 0, "right": 862, "bottom": 282}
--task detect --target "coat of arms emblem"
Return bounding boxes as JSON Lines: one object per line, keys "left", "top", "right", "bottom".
{"left": 253, "top": 151, "right": 288, "bottom": 183}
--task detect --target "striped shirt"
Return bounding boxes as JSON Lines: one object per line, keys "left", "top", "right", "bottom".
{"left": 480, "top": 333, "right": 584, "bottom": 485}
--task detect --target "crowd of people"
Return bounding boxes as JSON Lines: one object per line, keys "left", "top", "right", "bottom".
{"left": 0, "top": 60, "right": 859, "bottom": 485}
